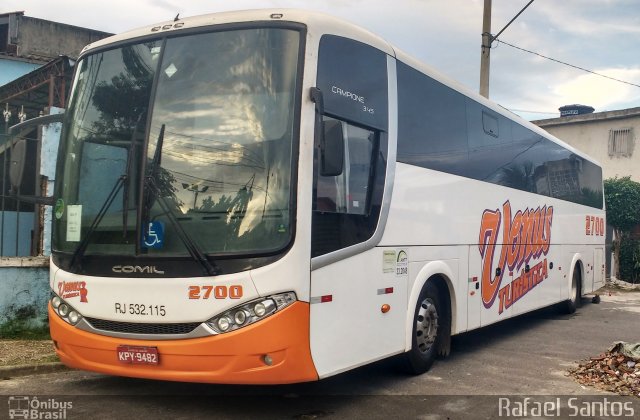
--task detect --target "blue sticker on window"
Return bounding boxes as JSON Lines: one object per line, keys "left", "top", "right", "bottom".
{"left": 142, "top": 221, "right": 164, "bottom": 249}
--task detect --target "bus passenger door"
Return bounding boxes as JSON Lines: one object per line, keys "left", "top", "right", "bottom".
{"left": 309, "top": 35, "right": 397, "bottom": 378}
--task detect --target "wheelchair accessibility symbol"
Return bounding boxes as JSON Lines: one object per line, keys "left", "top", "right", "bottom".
{"left": 142, "top": 221, "right": 164, "bottom": 249}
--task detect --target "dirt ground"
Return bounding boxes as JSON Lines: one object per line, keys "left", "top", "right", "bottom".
{"left": 0, "top": 340, "right": 57, "bottom": 367}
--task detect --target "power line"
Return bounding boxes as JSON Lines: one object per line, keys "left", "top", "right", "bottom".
{"left": 491, "top": 0, "right": 535, "bottom": 43}
{"left": 497, "top": 39, "right": 640, "bottom": 89}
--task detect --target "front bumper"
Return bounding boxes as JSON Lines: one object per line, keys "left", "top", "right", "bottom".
{"left": 49, "top": 301, "right": 318, "bottom": 384}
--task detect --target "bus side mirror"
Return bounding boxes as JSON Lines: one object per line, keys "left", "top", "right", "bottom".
{"left": 310, "top": 87, "right": 344, "bottom": 177}
{"left": 7, "top": 112, "right": 65, "bottom": 206}
{"left": 9, "top": 138, "right": 26, "bottom": 191}
{"left": 320, "top": 119, "right": 344, "bottom": 177}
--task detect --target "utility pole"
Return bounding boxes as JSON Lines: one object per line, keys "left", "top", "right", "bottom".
{"left": 479, "top": 0, "right": 492, "bottom": 98}
{"left": 479, "top": 0, "right": 535, "bottom": 99}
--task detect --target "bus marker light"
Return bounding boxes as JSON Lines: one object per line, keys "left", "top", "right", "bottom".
{"left": 310, "top": 295, "right": 333, "bottom": 304}
{"left": 381, "top": 304, "right": 390, "bottom": 313}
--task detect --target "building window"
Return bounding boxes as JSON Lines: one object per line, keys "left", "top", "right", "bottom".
{"left": 608, "top": 128, "right": 634, "bottom": 157}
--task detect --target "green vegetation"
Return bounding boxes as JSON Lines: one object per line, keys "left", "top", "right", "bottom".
{"left": 618, "top": 237, "right": 640, "bottom": 283}
{"left": 604, "top": 176, "right": 640, "bottom": 283}
{"left": 0, "top": 304, "right": 50, "bottom": 340}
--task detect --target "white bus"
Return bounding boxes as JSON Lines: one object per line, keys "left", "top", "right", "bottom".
{"left": 46, "top": 9, "right": 605, "bottom": 384}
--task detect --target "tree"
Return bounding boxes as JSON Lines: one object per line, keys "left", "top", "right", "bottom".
{"left": 604, "top": 176, "right": 640, "bottom": 280}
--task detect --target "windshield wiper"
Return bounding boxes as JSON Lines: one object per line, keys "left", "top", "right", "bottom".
{"left": 141, "top": 124, "right": 220, "bottom": 276}
{"left": 69, "top": 174, "right": 126, "bottom": 271}
{"left": 69, "top": 125, "right": 144, "bottom": 272}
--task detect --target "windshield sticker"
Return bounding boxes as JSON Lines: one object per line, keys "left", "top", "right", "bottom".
{"left": 54, "top": 199, "right": 65, "bottom": 219}
{"left": 142, "top": 221, "right": 164, "bottom": 249}
{"left": 66, "top": 205, "right": 82, "bottom": 242}
{"left": 383, "top": 250, "right": 395, "bottom": 274}
{"left": 164, "top": 63, "right": 178, "bottom": 78}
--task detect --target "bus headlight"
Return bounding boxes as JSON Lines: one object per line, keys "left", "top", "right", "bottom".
{"left": 67, "top": 311, "right": 81, "bottom": 325}
{"left": 217, "top": 316, "right": 231, "bottom": 332}
{"left": 50, "top": 294, "right": 83, "bottom": 326}
{"left": 58, "top": 303, "right": 70, "bottom": 317}
{"left": 206, "top": 292, "right": 296, "bottom": 334}
{"left": 253, "top": 302, "right": 266, "bottom": 317}
{"left": 233, "top": 310, "right": 247, "bottom": 326}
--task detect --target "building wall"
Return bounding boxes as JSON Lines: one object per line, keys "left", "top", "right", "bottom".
{"left": 15, "top": 15, "right": 111, "bottom": 60}
{"left": 41, "top": 107, "right": 63, "bottom": 256}
{"left": 534, "top": 108, "right": 640, "bottom": 182}
{"left": 0, "top": 258, "right": 50, "bottom": 335}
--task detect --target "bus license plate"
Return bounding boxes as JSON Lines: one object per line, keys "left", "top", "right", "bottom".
{"left": 117, "top": 345, "right": 159, "bottom": 365}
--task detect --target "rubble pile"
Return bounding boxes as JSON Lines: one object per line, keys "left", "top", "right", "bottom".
{"left": 569, "top": 342, "right": 640, "bottom": 398}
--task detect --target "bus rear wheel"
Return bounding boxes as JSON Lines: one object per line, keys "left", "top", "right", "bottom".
{"left": 403, "top": 282, "right": 445, "bottom": 374}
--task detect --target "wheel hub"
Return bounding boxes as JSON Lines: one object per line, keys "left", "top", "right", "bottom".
{"left": 416, "top": 298, "right": 439, "bottom": 354}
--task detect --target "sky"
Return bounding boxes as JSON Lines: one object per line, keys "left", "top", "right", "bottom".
{"left": 4, "top": 0, "right": 640, "bottom": 121}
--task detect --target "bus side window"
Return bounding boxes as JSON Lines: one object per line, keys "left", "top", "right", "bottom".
{"left": 314, "top": 116, "right": 377, "bottom": 216}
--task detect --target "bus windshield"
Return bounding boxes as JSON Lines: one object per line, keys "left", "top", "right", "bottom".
{"left": 53, "top": 28, "right": 301, "bottom": 258}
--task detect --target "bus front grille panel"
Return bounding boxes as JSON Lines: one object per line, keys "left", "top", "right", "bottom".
{"left": 85, "top": 317, "right": 201, "bottom": 335}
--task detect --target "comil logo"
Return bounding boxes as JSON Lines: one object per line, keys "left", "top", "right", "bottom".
{"left": 112, "top": 265, "right": 165, "bottom": 274}
{"left": 8, "top": 396, "right": 72, "bottom": 419}
{"left": 478, "top": 201, "right": 554, "bottom": 314}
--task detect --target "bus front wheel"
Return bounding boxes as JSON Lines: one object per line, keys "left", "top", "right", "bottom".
{"left": 403, "top": 281, "right": 446, "bottom": 374}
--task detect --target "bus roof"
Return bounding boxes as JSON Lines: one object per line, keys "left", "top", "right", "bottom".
{"left": 80, "top": 8, "right": 600, "bottom": 169}
{"left": 80, "top": 9, "right": 395, "bottom": 56}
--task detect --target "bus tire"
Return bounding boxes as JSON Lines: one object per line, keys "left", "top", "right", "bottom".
{"left": 403, "top": 281, "right": 446, "bottom": 375}
{"left": 561, "top": 266, "right": 581, "bottom": 314}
